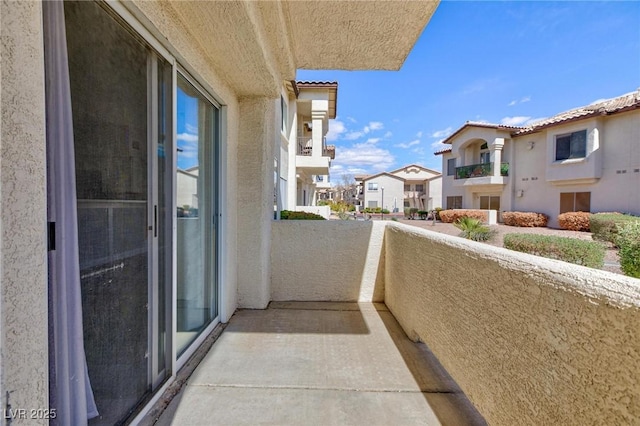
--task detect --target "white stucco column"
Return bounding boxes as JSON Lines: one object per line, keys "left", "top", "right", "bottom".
{"left": 490, "top": 138, "right": 505, "bottom": 177}
{"left": 1, "top": 0, "right": 49, "bottom": 414}
{"left": 311, "top": 101, "right": 327, "bottom": 156}
{"left": 236, "top": 97, "right": 275, "bottom": 309}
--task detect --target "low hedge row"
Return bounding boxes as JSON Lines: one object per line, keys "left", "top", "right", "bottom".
{"left": 502, "top": 211, "right": 548, "bottom": 227}
{"left": 280, "top": 210, "right": 325, "bottom": 220}
{"left": 558, "top": 211, "right": 591, "bottom": 231}
{"left": 439, "top": 209, "right": 487, "bottom": 223}
{"left": 617, "top": 221, "right": 640, "bottom": 278}
{"left": 590, "top": 212, "right": 640, "bottom": 245}
{"left": 503, "top": 233, "right": 605, "bottom": 268}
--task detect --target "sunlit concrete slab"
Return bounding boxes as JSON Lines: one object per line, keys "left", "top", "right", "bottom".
{"left": 156, "top": 302, "right": 485, "bottom": 425}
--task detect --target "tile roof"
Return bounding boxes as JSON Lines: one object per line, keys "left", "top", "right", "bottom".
{"left": 295, "top": 81, "right": 339, "bottom": 88}
{"left": 514, "top": 89, "right": 640, "bottom": 135}
{"left": 434, "top": 89, "right": 640, "bottom": 155}
{"left": 434, "top": 147, "right": 452, "bottom": 155}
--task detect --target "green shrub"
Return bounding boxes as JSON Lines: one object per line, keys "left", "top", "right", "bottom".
{"left": 616, "top": 221, "right": 640, "bottom": 278}
{"left": 590, "top": 213, "right": 639, "bottom": 245}
{"left": 434, "top": 207, "right": 442, "bottom": 221}
{"left": 317, "top": 200, "right": 329, "bottom": 206}
{"left": 280, "top": 210, "right": 325, "bottom": 220}
{"left": 558, "top": 211, "right": 590, "bottom": 231}
{"left": 454, "top": 217, "right": 493, "bottom": 241}
{"left": 502, "top": 211, "right": 548, "bottom": 227}
{"left": 417, "top": 210, "right": 429, "bottom": 220}
{"left": 504, "top": 233, "right": 605, "bottom": 268}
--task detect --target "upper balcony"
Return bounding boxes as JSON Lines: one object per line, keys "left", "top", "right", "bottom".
{"left": 404, "top": 191, "right": 425, "bottom": 198}
{"left": 150, "top": 221, "right": 640, "bottom": 425}
{"left": 453, "top": 162, "right": 509, "bottom": 187}
{"left": 314, "top": 175, "right": 331, "bottom": 189}
{"left": 296, "top": 137, "right": 334, "bottom": 175}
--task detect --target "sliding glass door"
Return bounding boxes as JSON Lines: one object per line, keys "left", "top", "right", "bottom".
{"left": 64, "top": 2, "right": 172, "bottom": 423}
{"left": 56, "top": 2, "right": 220, "bottom": 423}
{"left": 176, "top": 75, "right": 219, "bottom": 357}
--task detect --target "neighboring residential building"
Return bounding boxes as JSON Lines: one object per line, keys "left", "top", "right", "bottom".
{"left": 1, "top": 1, "right": 437, "bottom": 423}
{"left": 357, "top": 164, "right": 442, "bottom": 212}
{"left": 277, "top": 81, "right": 337, "bottom": 214}
{"left": 436, "top": 89, "right": 640, "bottom": 227}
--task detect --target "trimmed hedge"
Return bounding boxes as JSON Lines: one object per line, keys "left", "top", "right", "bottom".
{"left": 504, "top": 233, "right": 605, "bottom": 268}
{"left": 280, "top": 210, "right": 325, "bottom": 220}
{"left": 558, "top": 211, "right": 590, "bottom": 231}
{"left": 617, "top": 221, "right": 640, "bottom": 278}
{"left": 590, "top": 213, "right": 640, "bottom": 245}
{"left": 502, "top": 211, "right": 549, "bottom": 227}
{"left": 439, "top": 209, "right": 487, "bottom": 224}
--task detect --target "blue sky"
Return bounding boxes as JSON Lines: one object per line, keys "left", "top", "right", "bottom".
{"left": 297, "top": 1, "right": 640, "bottom": 180}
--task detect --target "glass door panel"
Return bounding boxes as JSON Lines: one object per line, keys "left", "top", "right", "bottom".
{"left": 176, "top": 75, "right": 218, "bottom": 357}
{"left": 65, "top": 1, "right": 172, "bottom": 423}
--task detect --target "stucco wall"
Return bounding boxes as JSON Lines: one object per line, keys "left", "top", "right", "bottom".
{"left": 383, "top": 222, "right": 640, "bottom": 425}
{"left": 236, "top": 98, "right": 276, "bottom": 309}
{"left": 363, "top": 175, "right": 404, "bottom": 212}
{"left": 271, "top": 221, "right": 385, "bottom": 302}
{"left": 0, "top": 0, "right": 49, "bottom": 418}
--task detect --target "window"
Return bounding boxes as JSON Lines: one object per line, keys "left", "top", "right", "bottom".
{"left": 367, "top": 182, "right": 378, "bottom": 191}
{"left": 404, "top": 184, "right": 411, "bottom": 192}
{"left": 479, "top": 196, "right": 500, "bottom": 210}
{"left": 404, "top": 201, "right": 410, "bottom": 208}
{"left": 480, "top": 142, "right": 490, "bottom": 164}
{"left": 415, "top": 184, "right": 424, "bottom": 192}
{"left": 555, "top": 130, "right": 586, "bottom": 161}
{"left": 447, "top": 158, "right": 456, "bottom": 176}
{"left": 446, "top": 196, "right": 462, "bottom": 209}
{"left": 280, "top": 95, "right": 287, "bottom": 133}
{"left": 560, "top": 192, "right": 591, "bottom": 214}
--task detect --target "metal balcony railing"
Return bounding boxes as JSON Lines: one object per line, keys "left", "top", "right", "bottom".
{"left": 454, "top": 162, "right": 509, "bottom": 179}
{"left": 297, "top": 137, "right": 335, "bottom": 159}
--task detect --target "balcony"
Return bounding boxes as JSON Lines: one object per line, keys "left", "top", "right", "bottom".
{"left": 404, "top": 191, "right": 425, "bottom": 198}
{"left": 315, "top": 175, "right": 331, "bottom": 189}
{"left": 296, "top": 137, "right": 333, "bottom": 175}
{"left": 453, "top": 162, "right": 508, "bottom": 187}
{"left": 148, "top": 222, "right": 640, "bottom": 425}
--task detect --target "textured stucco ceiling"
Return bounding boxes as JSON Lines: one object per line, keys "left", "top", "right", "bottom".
{"left": 283, "top": 1, "right": 440, "bottom": 71}
{"left": 133, "top": 1, "right": 439, "bottom": 97}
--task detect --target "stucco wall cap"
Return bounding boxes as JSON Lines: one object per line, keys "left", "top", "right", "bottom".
{"left": 386, "top": 222, "right": 640, "bottom": 308}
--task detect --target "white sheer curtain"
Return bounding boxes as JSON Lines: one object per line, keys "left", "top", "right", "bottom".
{"left": 44, "top": 1, "right": 98, "bottom": 424}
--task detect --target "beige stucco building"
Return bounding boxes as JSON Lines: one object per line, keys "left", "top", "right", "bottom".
{"left": 277, "top": 81, "right": 337, "bottom": 218}
{"left": 357, "top": 164, "right": 442, "bottom": 212}
{"left": 436, "top": 90, "right": 640, "bottom": 227}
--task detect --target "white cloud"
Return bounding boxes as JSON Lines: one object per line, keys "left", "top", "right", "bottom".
{"left": 430, "top": 138, "right": 447, "bottom": 149}
{"left": 331, "top": 142, "right": 395, "bottom": 173}
{"left": 177, "top": 132, "right": 198, "bottom": 142}
{"left": 525, "top": 117, "right": 546, "bottom": 125}
{"left": 344, "top": 131, "right": 364, "bottom": 140}
{"left": 394, "top": 139, "right": 420, "bottom": 149}
{"left": 412, "top": 147, "right": 426, "bottom": 155}
{"left": 384, "top": 131, "right": 393, "bottom": 138}
{"left": 500, "top": 116, "right": 531, "bottom": 126}
{"left": 326, "top": 120, "right": 347, "bottom": 141}
{"left": 185, "top": 123, "right": 198, "bottom": 133}
{"left": 431, "top": 127, "right": 453, "bottom": 138}
{"left": 368, "top": 121, "right": 384, "bottom": 131}
{"left": 508, "top": 96, "right": 532, "bottom": 107}
{"left": 346, "top": 116, "right": 357, "bottom": 123}
{"left": 366, "top": 138, "right": 381, "bottom": 144}
{"left": 416, "top": 131, "right": 423, "bottom": 138}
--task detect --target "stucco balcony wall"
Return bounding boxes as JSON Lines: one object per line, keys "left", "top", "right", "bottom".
{"left": 271, "top": 221, "right": 385, "bottom": 302}
{"left": 383, "top": 222, "right": 640, "bottom": 425}
{"left": 270, "top": 221, "right": 640, "bottom": 424}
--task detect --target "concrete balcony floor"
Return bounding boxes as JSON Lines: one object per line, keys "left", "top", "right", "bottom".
{"left": 154, "top": 302, "right": 486, "bottom": 425}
